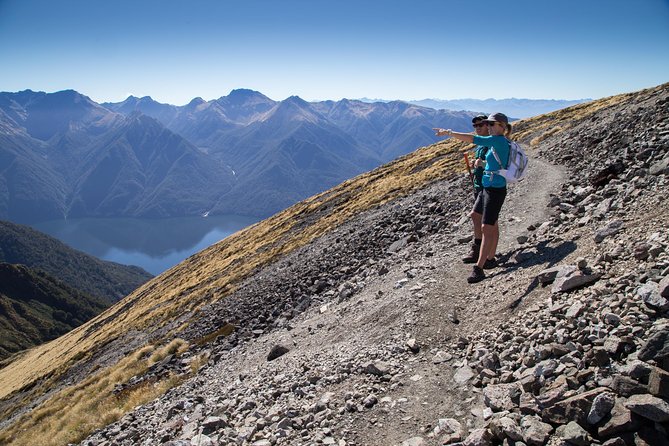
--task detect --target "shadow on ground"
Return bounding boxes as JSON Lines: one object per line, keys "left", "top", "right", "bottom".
{"left": 490, "top": 239, "right": 578, "bottom": 309}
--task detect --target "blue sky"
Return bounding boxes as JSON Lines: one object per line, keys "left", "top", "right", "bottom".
{"left": 1, "top": 0, "right": 668, "bottom": 105}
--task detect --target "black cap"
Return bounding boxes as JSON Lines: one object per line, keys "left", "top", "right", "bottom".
{"left": 472, "top": 114, "right": 488, "bottom": 123}
{"left": 484, "top": 112, "right": 509, "bottom": 124}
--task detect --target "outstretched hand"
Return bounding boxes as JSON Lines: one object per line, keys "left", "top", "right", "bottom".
{"left": 433, "top": 128, "right": 451, "bottom": 137}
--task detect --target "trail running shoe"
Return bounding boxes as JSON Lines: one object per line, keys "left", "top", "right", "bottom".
{"left": 483, "top": 257, "right": 498, "bottom": 270}
{"left": 467, "top": 266, "right": 485, "bottom": 283}
{"left": 462, "top": 242, "right": 481, "bottom": 264}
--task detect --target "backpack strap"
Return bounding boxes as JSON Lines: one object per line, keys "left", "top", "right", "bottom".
{"left": 487, "top": 140, "right": 512, "bottom": 182}
{"left": 490, "top": 138, "right": 514, "bottom": 168}
{"left": 489, "top": 147, "right": 504, "bottom": 169}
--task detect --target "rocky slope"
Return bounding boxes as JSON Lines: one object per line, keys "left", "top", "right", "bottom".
{"left": 0, "top": 83, "right": 667, "bottom": 446}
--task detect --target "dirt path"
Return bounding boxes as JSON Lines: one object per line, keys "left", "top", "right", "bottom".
{"left": 343, "top": 156, "right": 567, "bottom": 446}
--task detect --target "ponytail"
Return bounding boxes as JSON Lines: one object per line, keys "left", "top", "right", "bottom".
{"left": 505, "top": 123, "right": 513, "bottom": 139}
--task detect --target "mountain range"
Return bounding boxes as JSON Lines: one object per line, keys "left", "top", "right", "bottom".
{"left": 1, "top": 88, "right": 477, "bottom": 223}
{"left": 408, "top": 98, "right": 589, "bottom": 119}
{"left": 102, "top": 90, "right": 479, "bottom": 217}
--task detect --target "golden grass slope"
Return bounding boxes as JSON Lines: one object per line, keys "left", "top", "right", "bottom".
{"left": 0, "top": 83, "right": 661, "bottom": 445}
{"left": 0, "top": 136, "right": 465, "bottom": 401}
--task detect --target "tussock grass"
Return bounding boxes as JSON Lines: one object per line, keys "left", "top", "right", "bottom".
{"left": 0, "top": 340, "right": 189, "bottom": 446}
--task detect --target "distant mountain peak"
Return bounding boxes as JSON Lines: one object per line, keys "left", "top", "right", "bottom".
{"left": 187, "top": 97, "right": 207, "bottom": 107}
{"left": 221, "top": 89, "right": 273, "bottom": 107}
{"left": 228, "top": 88, "right": 263, "bottom": 98}
{"left": 280, "top": 96, "right": 313, "bottom": 110}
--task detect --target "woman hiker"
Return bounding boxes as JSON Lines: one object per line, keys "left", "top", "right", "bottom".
{"left": 434, "top": 112, "right": 511, "bottom": 283}
{"left": 462, "top": 115, "right": 491, "bottom": 264}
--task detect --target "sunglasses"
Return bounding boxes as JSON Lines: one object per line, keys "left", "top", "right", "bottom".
{"left": 472, "top": 123, "right": 486, "bottom": 128}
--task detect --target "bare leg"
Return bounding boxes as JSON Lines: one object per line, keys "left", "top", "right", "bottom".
{"left": 476, "top": 224, "right": 496, "bottom": 268}
{"left": 472, "top": 211, "right": 482, "bottom": 240}
{"left": 488, "top": 222, "right": 499, "bottom": 259}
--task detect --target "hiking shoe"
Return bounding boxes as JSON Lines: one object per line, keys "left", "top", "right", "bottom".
{"left": 462, "top": 242, "right": 481, "bottom": 264}
{"left": 483, "top": 257, "right": 498, "bottom": 270}
{"left": 467, "top": 266, "right": 485, "bottom": 283}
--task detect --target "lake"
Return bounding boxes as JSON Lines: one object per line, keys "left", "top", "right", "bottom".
{"left": 31, "top": 215, "right": 258, "bottom": 275}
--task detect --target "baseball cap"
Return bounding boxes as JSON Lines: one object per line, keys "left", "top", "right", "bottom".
{"left": 484, "top": 112, "right": 509, "bottom": 124}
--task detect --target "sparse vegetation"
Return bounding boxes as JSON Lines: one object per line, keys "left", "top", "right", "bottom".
{"left": 0, "top": 339, "right": 190, "bottom": 446}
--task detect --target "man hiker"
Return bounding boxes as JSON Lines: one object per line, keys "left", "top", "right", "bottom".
{"left": 434, "top": 112, "right": 513, "bottom": 283}
{"left": 462, "top": 115, "right": 491, "bottom": 264}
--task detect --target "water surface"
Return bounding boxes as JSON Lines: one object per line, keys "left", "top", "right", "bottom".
{"left": 32, "top": 215, "right": 257, "bottom": 275}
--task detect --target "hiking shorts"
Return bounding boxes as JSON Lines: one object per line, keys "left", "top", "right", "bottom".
{"left": 472, "top": 187, "right": 507, "bottom": 225}
{"left": 473, "top": 188, "right": 482, "bottom": 204}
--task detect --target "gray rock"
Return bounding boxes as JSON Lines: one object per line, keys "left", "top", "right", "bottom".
{"left": 520, "top": 416, "right": 553, "bottom": 446}
{"left": 434, "top": 418, "right": 464, "bottom": 443}
{"left": 190, "top": 434, "right": 214, "bottom": 446}
{"left": 267, "top": 344, "right": 290, "bottom": 361}
{"left": 406, "top": 338, "right": 420, "bottom": 353}
{"left": 432, "top": 350, "right": 452, "bottom": 364}
{"left": 650, "top": 154, "right": 669, "bottom": 175}
{"left": 365, "top": 361, "right": 390, "bottom": 376}
{"left": 638, "top": 327, "right": 669, "bottom": 362}
{"left": 626, "top": 360, "right": 653, "bottom": 383}
{"left": 587, "top": 391, "right": 615, "bottom": 425}
{"left": 624, "top": 393, "right": 669, "bottom": 422}
{"left": 537, "top": 266, "right": 574, "bottom": 285}
{"left": 388, "top": 236, "right": 410, "bottom": 253}
{"left": 598, "top": 400, "right": 641, "bottom": 437}
{"left": 454, "top": 365, "right": 476, "bottom": 384}
{"left": 363, "top": 394, "right": 378, "bottom": 408}
{"left": 542, "top": 387, "right": 609, "bottom": 425}
{"left": 610, "top": 375, "right": 647, "bottom": 397}
{"left": 565, "top": 301, "right": 586, "bottom": 319}
{"left": 552, "top": 272, "right": 601, "bottom": 293}
{"left": 649, "top": 366, "right": 669, "bottom": 398}
{"left": 201, "top": 416, "right": 227, "bottom": 435}
{"left": 495, "top": 416, "right": 523, "bottom": 441}
{"left": 594, "top": 220, "right": 624, "bottom": 243}
{"left": 463, "top": 428, "right": 493, "bottom": 446}
{"left": 602, "top": 312, "right": 621, "bottom": 326}
{"left": 483, "top": 383, "right": 522, "bottom": 412}
{"left": 601, "top": 439, "right": 627, "bottom": 446}
{"left": 557, "top": 421, "right": 589, "bottom": 446}
{"left": 594, "top": 198, "right": 613, "bottom": 218}
{"left": 637, "top": 282, "right": 669, "bottom": 311}
{"left": 660, "top": 275, "right": 669, "bottom": 298}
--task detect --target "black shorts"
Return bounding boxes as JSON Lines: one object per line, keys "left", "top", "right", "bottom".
{"left": 473, "top": 188, "right": 482, "bottom": 204}
{"left": 472, "top": 187, "right": 507, "bottom": 225}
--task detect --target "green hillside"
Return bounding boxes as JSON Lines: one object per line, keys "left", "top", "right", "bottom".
{"left": 0, "top": 263, "right": 108, "bottom": 360}
{"left": 0, "top": 220, "right": 152, "bottom": 304}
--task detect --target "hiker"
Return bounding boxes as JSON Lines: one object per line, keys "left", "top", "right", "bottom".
{"left": 462, "top": 115, "right": 491, "bottom": 264}
{"left": 433, "top": 112, "right": 512, "bottom": 283}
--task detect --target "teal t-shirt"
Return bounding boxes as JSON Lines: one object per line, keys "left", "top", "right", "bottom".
{"left": 473, "top": 135, "right": 510, "bottom": 188}
{"left": 473, "top": 145, "right": 489, "bottom": 190}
